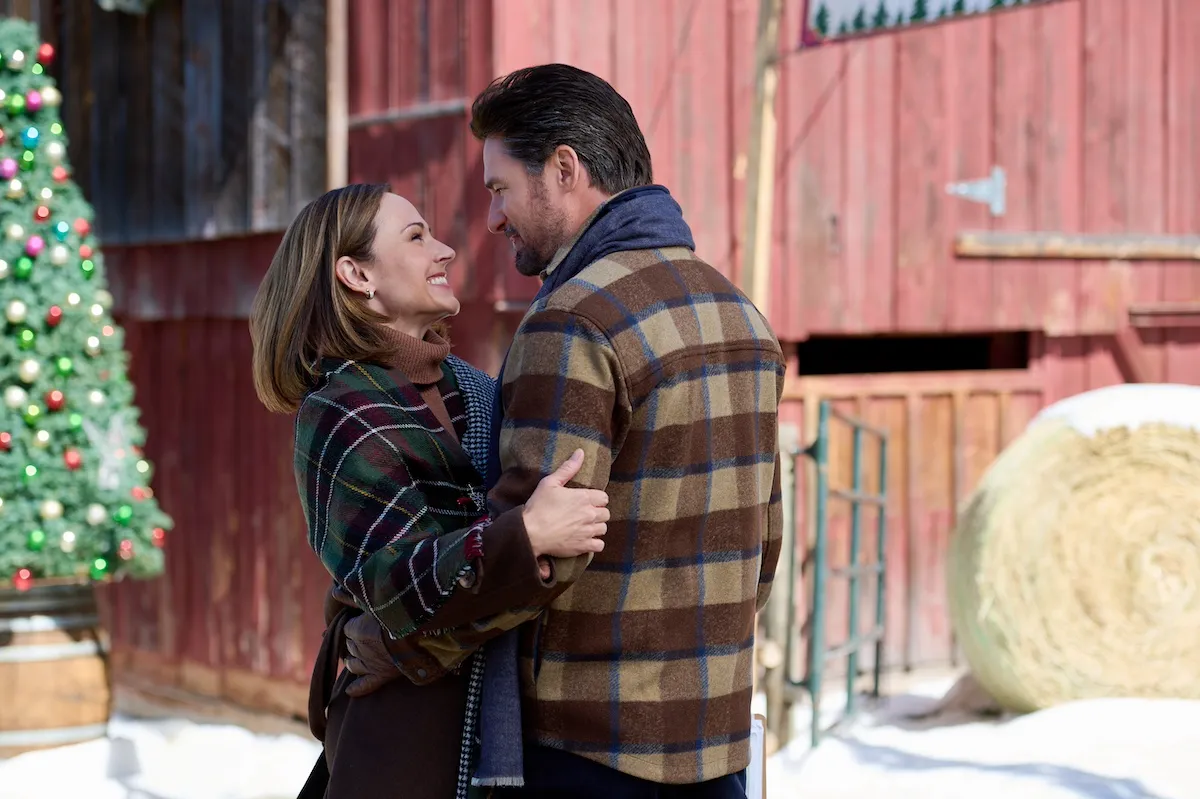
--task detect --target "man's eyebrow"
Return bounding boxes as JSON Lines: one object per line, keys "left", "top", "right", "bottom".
{"left": 484, "top": 178, "right": 502, "bottom": 190}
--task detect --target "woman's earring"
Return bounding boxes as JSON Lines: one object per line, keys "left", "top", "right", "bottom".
{"left": 366, "top": 288, "right": 374, "bottom": 300}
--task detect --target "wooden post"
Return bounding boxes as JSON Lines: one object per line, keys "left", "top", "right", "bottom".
{"left": 325, "top": 0, "right": 349, "bottom": 190}
{"left": 741, "top": 0, "right": 785, "bottom": 312}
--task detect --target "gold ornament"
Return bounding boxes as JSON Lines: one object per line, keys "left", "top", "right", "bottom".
{"left": 67, "top": 292, "right": 81, "bottom": 307}
{"left": 8, "top": 50, "right": 25, "bottom": 70}
{"left": 60, "top": 530, "right": 76, "bottom": 553}
{"left": 6, "top": 299, "right": 26, "bottom": 323}
{"left": 88, "top": 390, "right": 105, "bottom": 406}
{"left": 45, "top": 141, "right": 65, "bottom": 164}
{"left": 39, "top": 187, "right": 52, "bottom": 201}
{"left": 6, "top": 178, "right": 23, "bottom": 199}
{"left": 0, "top": 259, "right": 9, "bottom": 279}
{"left": 32, "top": 429, "right": 50, "bottom": 448}
{"left": 95, "top": 290, "right": 114, "bottom": 308}
{"left": 40, "top": 86, "right": 61, "bottom": 107}
{"left": 85, "top": 336, "right": 101, "bottom": 356}
{"left": 18, "top": 358, "right": 41, "bottom": 383}
{"left": 7, "top": 223, "right": 24, "bottom": 240}
{"left": 4, "top": 386, "right": 27, "bottom": 408}
{"left": 40, "top": 498, "right": 62, "bottom": 520}
{"left": 86, "top": 503, "right": 107, "bottom": 526}
{"left": 89, "top": 303, "right": 104, "bottom": 321}
{"left": 50, "top": 245, "right": 69, "bottom": 265}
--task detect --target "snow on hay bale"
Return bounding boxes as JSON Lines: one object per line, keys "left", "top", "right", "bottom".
{"left": 948, "top": 383, "right": 1200, "bottom": 713}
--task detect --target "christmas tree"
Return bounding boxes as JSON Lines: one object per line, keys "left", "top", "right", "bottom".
{"left": 0, "top": 19, "right": 170, "bottom": 591}
{"left": 911, "top": 0, "right": 930, "bottom": 21}
{"left": 814, "top": 2, "right": 831, "bottom": 36}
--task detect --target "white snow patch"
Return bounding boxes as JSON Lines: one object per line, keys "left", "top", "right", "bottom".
{"left": 0, "top": 714, "right": 321, "bottom": 799}
{"left": 768, "top": 677, "right": 1200, "bottom": 798}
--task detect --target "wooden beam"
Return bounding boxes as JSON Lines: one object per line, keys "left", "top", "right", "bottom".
{"left": 1128, "top": 302, "right": 1200, "bottom": 329}
{"left": 325, "top": 0, "right": 349, "bottom": 190}
{"left": 741, "top": 0, "right": 784, "bottom": 312}
{"left": 1111, "top": 325, "right": 1153, "bottom": 384}
{"left": 955, "top": 231, "right": 1200, "bottom": 260}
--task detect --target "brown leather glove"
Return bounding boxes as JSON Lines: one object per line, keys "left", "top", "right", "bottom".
{"left": 342, "top": 612, "right": 406, "bottom": 698}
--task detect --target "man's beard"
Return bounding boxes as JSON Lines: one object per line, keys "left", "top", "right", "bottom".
{"left": 511, "top": 182, "right": 570, "bottom": 277}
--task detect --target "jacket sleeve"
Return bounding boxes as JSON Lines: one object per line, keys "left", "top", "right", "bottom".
{"left": 489, "top": 306, "right": 626, "bottom": 588}
{"left": 301, "top": 395, "right": 522, "bottom": 639}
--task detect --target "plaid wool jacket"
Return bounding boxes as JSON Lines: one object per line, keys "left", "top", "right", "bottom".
{"left": 294, "top": 356, "right": 556, "bottom": 662}
{"left": 490, "top": 245, "right": 786, "bottom": 784}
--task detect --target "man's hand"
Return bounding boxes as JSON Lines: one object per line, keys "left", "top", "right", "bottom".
{"left": 342, "top": 613, "right": 403, "bottom": 698}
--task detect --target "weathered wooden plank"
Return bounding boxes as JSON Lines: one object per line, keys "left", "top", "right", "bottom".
{"left": 1126, "top": 0, "right": 1168, "bottom": 380}
{"left": 942, "top": 14, "right": 992, "bottom": 332}
{"left": 1079, "top": 0, "right": 1129, "bottom": 333}
{"left": 1164, "top": 0, "right": 1200, "bottom": 384}
{"left": 894, "top": 25, "right": 947, "bottom": 331}
{"left": 182, "top": 0, "right": 221, "bottom": 238}
{"left": 1035, "top": 0, "right": 1083, "bottom": 335}
{"left": 955, "top": 232, "right": 1200, "bottom": 260}
{"left": 215, "top": 0, "right": 254, "bottom": 234}
{"left": 991, "top": 4, "right": 1039, "bottom": 329}
{"left": 148, "top": 0, "right": 185, "bottom": 240}
{"left": 790, "top": 42, "right": 845, "bottom": 335}
{"left": 842, "top": 34, "right": 896, "bottom": 333}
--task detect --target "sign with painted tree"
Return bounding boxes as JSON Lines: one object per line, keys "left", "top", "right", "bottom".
{"left": 801, "top": 0, "right": 1052, "bottom": 43}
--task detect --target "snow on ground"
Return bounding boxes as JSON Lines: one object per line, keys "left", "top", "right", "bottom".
{"left": 3, "top": 676, "right": 1200, "bottom": 797}
{"left": 766, "top": 675, "right": 1200, "bottom": 799}
{"left": 0, "top": 714, "right": 321, "bottom": 799}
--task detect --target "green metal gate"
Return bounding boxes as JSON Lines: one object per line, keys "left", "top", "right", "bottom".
{"left": 783, "top": 399, "right": 888, "bottom": 746}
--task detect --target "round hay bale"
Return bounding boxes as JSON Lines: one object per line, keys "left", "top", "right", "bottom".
{"left": 948, "top": 383, "right": 1200, "bottom": 713}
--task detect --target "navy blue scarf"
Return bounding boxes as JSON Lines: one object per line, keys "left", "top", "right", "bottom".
{"left": 472, "top": 185, "right": 694, "bottom": 788}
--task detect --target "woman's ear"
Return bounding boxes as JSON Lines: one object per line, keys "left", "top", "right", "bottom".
{"left": 334, "top": 255, "right": 372, "bottom": 296}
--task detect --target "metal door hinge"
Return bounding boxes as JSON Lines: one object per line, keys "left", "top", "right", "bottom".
{"left": 946, "top": 165, "right": 1006, "bottom": 217}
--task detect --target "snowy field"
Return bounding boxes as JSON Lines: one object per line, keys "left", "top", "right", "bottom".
{"left": 766, "top": 675, "right": 1200, "bottom": 799}
{"left": 2, "top": 675, "right": 1199, "bottom": 798}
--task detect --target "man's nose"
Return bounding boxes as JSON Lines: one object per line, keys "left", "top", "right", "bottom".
{"left": 487, "top": 201, "right": 506, "bottom": 235}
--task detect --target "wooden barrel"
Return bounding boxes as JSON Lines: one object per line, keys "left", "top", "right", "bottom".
{"left": 0, "top": 582, "right": 111, "bottom": 757}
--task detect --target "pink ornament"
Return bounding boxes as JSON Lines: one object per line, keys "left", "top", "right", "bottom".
{"left": 0, "top": 158, "right": 16, "bottom": 179}
{"left": 24, "top": 235, "right": 44, "bottom": 257}
{"left": 25, "top": 91, "right": 41, "bottom": 112}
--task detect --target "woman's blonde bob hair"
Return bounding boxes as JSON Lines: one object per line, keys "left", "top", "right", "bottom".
{"left": 250, "top": 182, "right": 398, "bottom": 414}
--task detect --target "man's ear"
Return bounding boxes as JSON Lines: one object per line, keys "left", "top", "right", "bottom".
{"left": 550, "top": 145, "right": 584, "bottom": 192}
{"left": 335, "top": 255, "right": 372, "bottom": 295}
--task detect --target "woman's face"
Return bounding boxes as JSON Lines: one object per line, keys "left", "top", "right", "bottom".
{"left": 346, "top": 192, "right": 459, "bottom": 336}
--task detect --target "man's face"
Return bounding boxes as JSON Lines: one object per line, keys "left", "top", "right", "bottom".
{"left": 483, "top": 137, "right": 572, "bottom": 277}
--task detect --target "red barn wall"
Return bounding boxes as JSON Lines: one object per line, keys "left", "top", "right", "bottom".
{"left": 99, "top": 0, "right": 1200, "bottom": 716}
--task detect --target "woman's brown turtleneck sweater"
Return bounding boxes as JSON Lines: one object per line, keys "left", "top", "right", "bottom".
{"left": 380, "top": 327, "right": 457, "bottom": 440}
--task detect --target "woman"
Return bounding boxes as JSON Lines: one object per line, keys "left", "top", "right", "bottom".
{"left": 249, "top": 183, "right": 609, "bottom": 798}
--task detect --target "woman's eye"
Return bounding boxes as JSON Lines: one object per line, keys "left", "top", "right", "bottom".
{"left": 411, "top": 233, "right": 423, "bottom": 242}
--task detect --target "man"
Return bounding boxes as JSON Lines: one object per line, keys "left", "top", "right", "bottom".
{"left": 345, "top": 64, "right": 784, "bottom": 797}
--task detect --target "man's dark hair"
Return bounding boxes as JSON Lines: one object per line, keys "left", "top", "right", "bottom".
{"left": 470, "top": 64, "right": 653, "bottom": 195}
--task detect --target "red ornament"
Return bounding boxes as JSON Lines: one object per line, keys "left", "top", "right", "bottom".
{"left": 118, "top": 539, "right": 134, "bottom": 560}
{"left": 151, "top": 528, "right": 166, "bottom": 548}
{"left": 63, "top": 448, "right": 82, "bottom": 470}
{"left": 45, "top": 389, "right": 64, "bottom": 411}
{"left": 13, "top": 568, "right": 33, "bottom": 592}
{"left": 0, "top": 431, "right": 10, "bottom": 451}
{"left": 52, "top": 166, "right": 68, "bottom": 183}
{"left": 131, "top": 486, "right": 147, "bottom": 501}
{"left": 79, "top": 245, "right": 93, "bottom": 259}
{"left": 33, "top": 205, "right": 50, "bottom": 222}
{"left": 74, "top": 218, "right": 91, "bottom": 237}
{"left": 0, "top": 129, "right": 5, "bottom": 146}
{"left": 46, "top": 305, "right": 63, "bottom": 326}
{"left": 37, "top": 43, "right": 54, "bottom": 65}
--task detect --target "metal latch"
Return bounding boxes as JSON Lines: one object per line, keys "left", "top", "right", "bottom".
{"left": 946, "top": 165, "right": 1006, "bottom": 218}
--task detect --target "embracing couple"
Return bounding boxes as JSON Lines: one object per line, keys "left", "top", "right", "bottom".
{"left": 251, "top": 64, "right": 785, "bottom": 799}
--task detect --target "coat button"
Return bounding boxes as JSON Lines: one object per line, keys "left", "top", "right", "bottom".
{"left": 417, "top": 668, "right": 428, "bottom": 679}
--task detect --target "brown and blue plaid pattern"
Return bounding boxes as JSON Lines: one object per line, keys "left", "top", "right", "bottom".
{"left": 489, "top": 246, "right": 786, "bottom": 784}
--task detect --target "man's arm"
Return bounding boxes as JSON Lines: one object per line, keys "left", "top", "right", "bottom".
{"left": 489, "top": 306, "right": 626, "bottom": 585}
{"left": 756, "top": 450, "right": 784, "bottom": 612}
